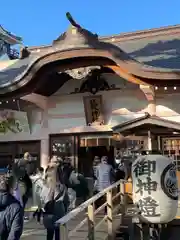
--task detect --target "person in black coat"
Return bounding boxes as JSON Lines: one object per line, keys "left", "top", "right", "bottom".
{"left": 0, "top": 172, "right": 24, "bottom": 240}
{"left": 12, "top": 152, "right": 34, "bottom": 207}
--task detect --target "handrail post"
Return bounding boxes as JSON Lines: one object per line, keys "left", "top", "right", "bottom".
{"left": 88, "top": 203, "right": 95, "bottom": 240}
{"left": 59, "top": 223, "right": 69, "bottom": 240}
{"left": 120, "top": 181, "right": 126, "bottom": 214}
{"left": 107, "top": 189, "right": 113, "bottom": 240}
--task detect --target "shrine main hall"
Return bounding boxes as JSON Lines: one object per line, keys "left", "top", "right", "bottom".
{"left": 0, "top": 14, "right": 180, "bottom": 174}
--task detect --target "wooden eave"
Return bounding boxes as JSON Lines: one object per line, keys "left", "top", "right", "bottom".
{"left": 112, "top": 114, "right": 180, "bottom": 136}
{"left": 1, "top": 17, "right": 180, "bottom": 99}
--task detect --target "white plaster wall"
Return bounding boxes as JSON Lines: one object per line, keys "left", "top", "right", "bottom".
{"left": 2, "top": 90, "right": 180, "bottom": 143}
{"left": 48, "top": 88, "right": 148, "bottom": 131}
{"left": 156, "top": 93, "right": 180, "bottom": 122}
{"left": 105, "top": 89, "right": 147, "bottom": 126}
{"left": 0, "top": 88, "right": 148, "bottom": 142}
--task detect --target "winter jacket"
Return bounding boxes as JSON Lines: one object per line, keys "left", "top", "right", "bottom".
{"left": 12, "top": 159, "right": 27, "bottom": 180}
{"left": 74, "top": 173, "right": 89, "bottom": 198}
{"left": 41, "top": 183, "right": 68, "bottom": 230}
{"left": 96, "top": 163, "right": 115, "bottom": 192}
{"left": 62, "top": 164, "right": 73, "bottom": 187}
{"left": 68, "top": 170, "right": 80, "bottom": 190}
{"left": 12, "top": 158, "right": 37, "bottom": 178}
{"left": 0, "top": 191, "right": 24, "bottom": 240}
{"left": 31, "top": 174, "right": 45, "bottom": 207}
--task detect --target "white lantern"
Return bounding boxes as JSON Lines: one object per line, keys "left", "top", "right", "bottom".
{"left": 132, "top": 154, "right": 178, "bottom": 223}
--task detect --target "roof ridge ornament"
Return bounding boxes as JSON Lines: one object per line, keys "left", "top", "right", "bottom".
{"left": 53, "top": 12, "right": 98, "bottom": 46}
{"left": 66, "top": 12, "right": 81, "bottom": 29}
{"left": 65, "top": 12, "right": 98, "bottom": 38}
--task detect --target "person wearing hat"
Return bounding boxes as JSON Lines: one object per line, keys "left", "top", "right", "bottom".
{"left": 0, "top": 172, "right": 24, "bottom": 239}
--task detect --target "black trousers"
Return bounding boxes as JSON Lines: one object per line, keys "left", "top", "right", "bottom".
{"left": 21, "top": 173, "right": 32, "bottom": 207}
{"left": 33, "top": 208, "right": 43, "bottom": 222}
{"left": 46, "top": 228, "right": 60, "bottom": 240}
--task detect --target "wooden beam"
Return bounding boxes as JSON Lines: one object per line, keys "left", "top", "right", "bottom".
{"left": 105, "top": 65, "right": 149, "bottom": 85}
{"left": 140, "top": 85, "right": 155, "bottom": 101}
{"left": 21, "top": 93, "right": 49, "bottom": 109}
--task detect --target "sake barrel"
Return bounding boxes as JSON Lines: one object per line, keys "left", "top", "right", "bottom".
{"left": 132, "top": 154, "right": 178, "bottom": 223}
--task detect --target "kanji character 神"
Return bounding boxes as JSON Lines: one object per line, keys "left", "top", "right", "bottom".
{"left": 136, "top": 177, "right": 157, "bottom": 195}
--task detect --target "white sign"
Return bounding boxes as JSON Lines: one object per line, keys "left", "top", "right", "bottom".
{"left": 132, "top": 155, "right": 178, "bottom": 223}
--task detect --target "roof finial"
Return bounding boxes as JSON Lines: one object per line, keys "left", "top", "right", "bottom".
{"left": 66, "top": 12, "right": 81, "bottom": 28}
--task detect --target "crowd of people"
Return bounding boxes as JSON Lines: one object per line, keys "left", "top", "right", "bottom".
{"left": 0, "top": 152, "right": 128, "bottom": 240}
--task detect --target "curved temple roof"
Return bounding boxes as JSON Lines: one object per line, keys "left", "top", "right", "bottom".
{"left": 0, "top": 25, "right": 23, "bottom": 59}
{"left": 1, "top": 13, "right": 180, "bottom": 99}
{"left": 0, "top": 25, "right": 22, "bottom": 45}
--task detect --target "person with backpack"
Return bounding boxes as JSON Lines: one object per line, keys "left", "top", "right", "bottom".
{"left": 74, "top": 172, "right": 89, "bottom": 202}
{"left": 66, "top": 166, "right": 89, "bottom": 208}
{"left": 0, "top": 172, "right": 24, "bottom": 240}
{"left": 41, "top": 164, "right": 68, "bottom": 240}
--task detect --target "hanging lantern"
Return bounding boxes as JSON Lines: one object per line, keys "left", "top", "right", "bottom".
{"left": 132, "top": 154, "right": 178, "bottom": 223}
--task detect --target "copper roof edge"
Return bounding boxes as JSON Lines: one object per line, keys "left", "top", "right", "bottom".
{"left": 101, "top": 24, "right": 180, "bottom": 41}
{"left": 27, "top": 24, "right": 180, "bottom": 51}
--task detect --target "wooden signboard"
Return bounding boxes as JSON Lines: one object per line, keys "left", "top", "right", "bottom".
{"left": 83, "top": 95, "right": 104, "bottom": 125}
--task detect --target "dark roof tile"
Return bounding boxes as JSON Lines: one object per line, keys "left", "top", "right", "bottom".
{"left": 111, "top": 33, "right": 180, "bottom": 70}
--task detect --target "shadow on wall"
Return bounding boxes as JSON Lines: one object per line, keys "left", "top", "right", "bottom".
{"left": 156, "top": 94, "right": 180, "bottom": 117}
{"left": 103, "top": 90, "right": 148, "bottom": 125}
{"left": 129, "top": 39, "right": 180, "bottom": 69}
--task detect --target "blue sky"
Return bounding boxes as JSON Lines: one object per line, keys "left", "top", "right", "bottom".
{"left": 1, "top": 0, "right": 180, "bottom": 46}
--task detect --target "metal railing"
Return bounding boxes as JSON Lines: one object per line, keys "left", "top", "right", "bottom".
{"left": 56, "top": 179, "right": 127, "bottom": 240}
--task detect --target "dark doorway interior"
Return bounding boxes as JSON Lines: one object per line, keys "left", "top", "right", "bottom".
{"left": 78, "top": 146, "right": 114, "bottom": 177}
{"left": 0, "top": 141, "right": 40, "bottom": 168}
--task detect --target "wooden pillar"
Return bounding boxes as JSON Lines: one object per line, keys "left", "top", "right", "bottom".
{"left": 140, "top": 85, "right": 156, "bottom": 116}
{"left": 74, "top": 135, "right": 78, "bottom": 170}
{"left": 147, "top": 130, "right": 152, "bottom": 151}
{"left": 158, "top": 136, "right": 161, "bottom": 151}
{"left": 147, "top": 99, "right": 156, "bottom": 116}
